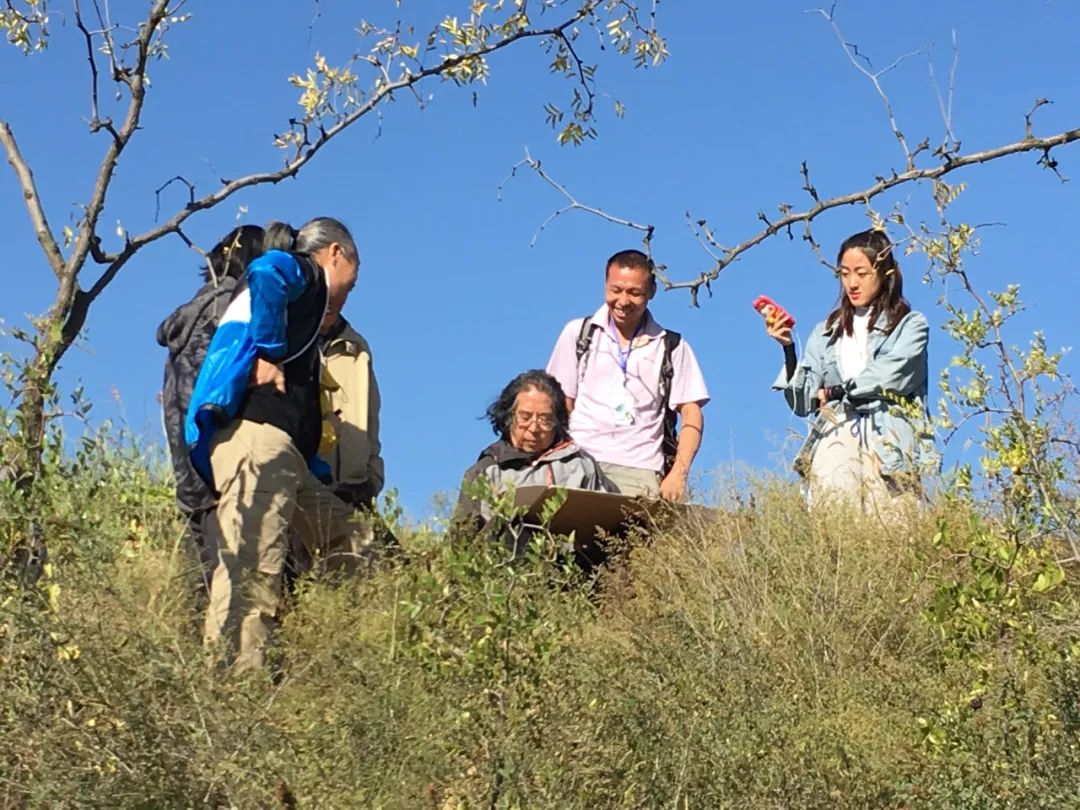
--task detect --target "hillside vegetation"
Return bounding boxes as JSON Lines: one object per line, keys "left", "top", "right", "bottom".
{"left": 2, "top": 433, "right": 1079, "bottom": 809}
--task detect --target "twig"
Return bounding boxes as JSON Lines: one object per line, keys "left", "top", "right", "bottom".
{"left": 90, "top": 0, "right": 120, "bottom": 83}
{"left": 927, "top": 30, "right": 960, "bottom": 154}
{"left": 684, "top": 212, "right": 722, "bottom": 262}
{"left": 172, "top": 225, "right": 206, "bottom": 258}
{"left": 552, "top": 27, "right": 595, "bottom": 123}
{"left": 1025, "top": 97, "right": 1051, "bottom": 140}
{"left": 810, "top": 5, "right": 921, "bottom": 168}
{"left": 305, "top": 0, "right": 321, "bottom": 54}
{"left": 498, "top": 147, "right": 654, "bottom": 249}
{"left": 153, "top": 175, "right": 196, "bottom": 222}
{"left": 73, "top": 0, "right": 110, "bottom": 136}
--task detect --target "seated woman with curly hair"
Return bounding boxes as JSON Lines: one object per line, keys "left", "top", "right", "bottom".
{"left": 453, "top": 369, "right": 613, "bottom": 553}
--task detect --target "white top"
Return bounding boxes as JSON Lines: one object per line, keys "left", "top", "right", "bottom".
{"left": 837, "top": 307, "right": 872, "bottom": 380}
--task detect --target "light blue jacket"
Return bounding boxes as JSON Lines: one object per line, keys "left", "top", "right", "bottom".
{"left": 773, "top": 310, "right": 939, "bottom": 476}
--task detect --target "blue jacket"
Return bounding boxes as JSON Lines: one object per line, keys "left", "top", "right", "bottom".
{"left": 773, "top": 310, "right": 939, "bottom": 476}
{"left": 185, "top": 250, "right": 328, "bottom": 488}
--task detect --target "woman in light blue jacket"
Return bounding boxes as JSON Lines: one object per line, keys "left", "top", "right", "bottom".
{"left": 763, "top": 229, "right": 937, "bottom": 512}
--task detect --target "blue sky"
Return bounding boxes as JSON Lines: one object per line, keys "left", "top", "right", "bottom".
{"left": 3, "top": 1, "right": 1078, "bottom": 521}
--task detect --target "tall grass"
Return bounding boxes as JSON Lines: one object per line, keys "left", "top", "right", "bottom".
{"left": 2, "top": 444, "right": 1079, "bottom": 808}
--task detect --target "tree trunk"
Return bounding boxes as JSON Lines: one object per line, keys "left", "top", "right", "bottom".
{"left": 7, "top": 297, "right": 81, "bottom": 584}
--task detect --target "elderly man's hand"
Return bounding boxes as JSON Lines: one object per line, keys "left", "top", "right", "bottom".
{"left": 250, "top": 358, "right": 285, "bottom": 394}
{"left": 658, "top": 469, "right": 688, "bottom": 502}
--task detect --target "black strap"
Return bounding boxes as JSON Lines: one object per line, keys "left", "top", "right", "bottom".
{"left": 575, "top": 315, "right": 602, "bottom": 368}
{"left": 657, "top": 330, "right": 681, "bottom": 404}
{"left": 659, "top": 330, "right": 681, "bottom": 474}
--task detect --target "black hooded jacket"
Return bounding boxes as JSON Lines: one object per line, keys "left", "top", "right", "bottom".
{"left": 156, "top": 277, "right": 238, "bottom": 515}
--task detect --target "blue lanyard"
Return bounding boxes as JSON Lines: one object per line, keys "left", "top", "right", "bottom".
{"left": 609, "top": 315, "right": 645, "bottom": 376}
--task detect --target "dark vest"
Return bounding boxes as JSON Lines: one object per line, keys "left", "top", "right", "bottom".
{"left": 236, "top": 254, "right": 328, "bottom": 462}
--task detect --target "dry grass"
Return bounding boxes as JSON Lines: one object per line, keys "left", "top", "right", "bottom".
{"left": 3, "top": 453, "right": 1079, "bottom": 808}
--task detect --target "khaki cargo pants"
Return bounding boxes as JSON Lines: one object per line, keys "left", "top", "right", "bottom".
{"left": 204, "top": 419, "right": 375, "bottom": 672}
{"left": 599, "top": 462, "right": 661, "bottom": 498}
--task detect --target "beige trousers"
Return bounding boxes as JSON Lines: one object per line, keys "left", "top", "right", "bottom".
{"left": 599, "top": 462, "right": 661, "bottom": 498}
{"left": 205, "top": 419, "right": 375, "bottom": 672}
{"left": 808, "top": 414, "right": 917, "bottom": 520}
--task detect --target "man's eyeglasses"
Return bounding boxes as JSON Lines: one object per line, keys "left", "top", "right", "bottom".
{"left": 513, "top": 411, "right": 556, "bottom": 431}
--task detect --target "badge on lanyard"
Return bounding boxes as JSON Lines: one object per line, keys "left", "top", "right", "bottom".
{"left": 613, "top": 381, "right": 636, "bottom": 425}
{"left": 610, "top": 315, "right": 643, "bottom": 426}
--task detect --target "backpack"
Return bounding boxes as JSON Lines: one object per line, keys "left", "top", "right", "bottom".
{"left": 574, "top": 316, "right": 682, "bottom": 475}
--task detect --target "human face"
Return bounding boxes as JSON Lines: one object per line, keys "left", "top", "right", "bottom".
{"left": 313, "top": 242, "right": 359, "bottom": 332}
{"left": 509, "top": 387, "right": 557, "bottom": 455}
{"left": 605, "top": 264, "right": 655, "bottom": 332}
{"left": 838, "top": 248, "right": 883, "bottom": 308}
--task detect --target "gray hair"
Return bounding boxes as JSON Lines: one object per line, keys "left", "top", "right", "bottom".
{"left": 486, "top": 369, "right": 571, "bottom": 443}
{"left": 263, "top": 217, "right": 358, "bottom": 262}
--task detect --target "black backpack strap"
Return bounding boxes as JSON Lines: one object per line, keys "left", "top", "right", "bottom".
{"left": 658, "top": 330, "right": 681, "bottom": 406}
{"left": 575, "top": 315, "right": 601, "bottom": 372}
{"left": 659, "top": 330, "right": 682, "bottom": 474}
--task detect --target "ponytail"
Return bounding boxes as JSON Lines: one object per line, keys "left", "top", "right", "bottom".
{"left": 260, "top": 217, "right": 358, "bottom": 263}
{"left": 202, "top": 224, "right": 266, "bottom": 283}
{"left": 263, "top": 221, "right": 299, "bottom": 253}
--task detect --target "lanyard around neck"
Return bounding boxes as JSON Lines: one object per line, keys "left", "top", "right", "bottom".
{"left": 608, "top": 314, "right": 645, "bottom": 376}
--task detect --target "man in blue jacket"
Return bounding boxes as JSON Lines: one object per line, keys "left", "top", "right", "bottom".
{"left": 186, "top": 217, "right": 370, "bottom": 673}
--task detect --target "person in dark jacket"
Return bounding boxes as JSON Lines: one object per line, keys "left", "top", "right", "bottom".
{"left": 186, "top": 217, "right": 373, "bottom": 673}
{"left": 157, "top": 225, "right": 265, "bottom": 601}
{"left": 453, "top": 370, "right": 612, "bottom": 557}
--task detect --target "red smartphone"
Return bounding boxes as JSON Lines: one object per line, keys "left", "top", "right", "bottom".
{"left": 752, "top": 295, "right": 795, "bottom": 328}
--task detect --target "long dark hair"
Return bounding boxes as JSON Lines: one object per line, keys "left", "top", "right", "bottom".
{"left": 485, "top": 370, "right": 571, "bottom": 444}
{"left": 825, "top": 229, "right": 910, "bottom": 337}
{"left": 202, "top": 224, "right": 265, "bottom": 283}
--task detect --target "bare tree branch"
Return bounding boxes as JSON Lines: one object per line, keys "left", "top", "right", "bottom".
{"left": 928, "top": 29, "right": 960, "bottom": 154}
{"left": 67, "top": 0, "right": 171, "bottom": 293}
{"left": 74, "top": 1, "right": 105, "bottom": 132}
{"left": 0, "top": 121, "right": 66, "bottom": 278}
{"left": 81, "top": 9, "right": 598, "bottom": 310}
{"left": 811, "top": 5, "right": 921, "bottom": 168}
{"left": 668, "top": 126, "right": 1080, "bottom": 302}
{"left": 498, "top": 147, "right": 654, "bottom": 248}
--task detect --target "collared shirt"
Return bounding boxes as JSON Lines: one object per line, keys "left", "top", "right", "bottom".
{"left": 546, "top": 305, "right": 710, "bottom": 472}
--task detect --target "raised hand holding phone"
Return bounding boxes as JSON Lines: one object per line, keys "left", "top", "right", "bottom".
{"left": 752, "top": 294, "right": 795, "bottom": 327}
{"left": 753, "top": 294, "right": 795, "bottom": 346}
